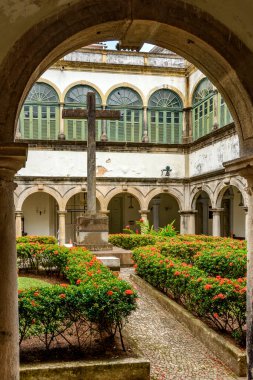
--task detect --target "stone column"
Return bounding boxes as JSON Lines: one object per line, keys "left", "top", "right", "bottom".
{"left": 223, "top": 155, "right": 253, "bottom": 378}
{"left": 57, "top": 210, "right": 67, "bottom": 245}
{"left": 100, "top": 105, "right": 108, "bottom": 141}
{"left": 58, "top": 103, "right": 66, "bottom": 140}
{"left": 182, "top": 107, "right": 193, "bottom": 143}
{"left": 212, "top": 208, "right": 223, "bottom": 237}
{"left": 244, "top": 206, "right": 248, "bottom": 241}
{"left": 0, "top": 143, "right": 27, "bottom": 380}
{"left": 152, "top": 198, "right": 160, "bottom": 231}
{"left": 179, "top": 210, "right": 197, "bottom": 235}
{"left": 142, "top": 106, "right": 149, "bottom": 142}
{"left": 139, "top": 209, "right": 150, "bottom": 223}
{"left": 15, "top": 210, "right": 23, "bottom": 237}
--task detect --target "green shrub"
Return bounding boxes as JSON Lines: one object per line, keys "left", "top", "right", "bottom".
{"left": 18, "top": 246, "right": 137, "bottom": 349}
{"left": 17, "top": 235, "right": 57, "bottom": 244}
{"left": 108, "top": 233, "right": 163, "bottom": 249}
{"left": 132, "top": 245, "right": 246, "bottom": 346}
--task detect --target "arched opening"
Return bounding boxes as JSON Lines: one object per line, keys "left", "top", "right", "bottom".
{"left": 108, "top": 193, "right": 140, "bottom": 233}
{"left": 192, "top": 78, "right": 233, "bottom": 140}
{"left": 220, "top": 186, "right": 246, "bottom": 239}
{"left": 148, "top": 89, "right": 183, "bottom": 144}
{"left": 18, "top": 82, "right": 60, "bottom": 140}
{"left": 195, "top": 191, "right": 212, "bottom": 235}
{"left": 148, "top": 193, "right": 180, "bottom": 231}
{"left": 64, "top": 84, "right": 102, "bottom": 141}
{"left": 22, "top": 192, "right": 58, "bottom": 237}
{"left": 65, "top": 192, "right": 101, "bottom": 242}
{"left": 106, "top": 87, "right": 143, "bottom": 142}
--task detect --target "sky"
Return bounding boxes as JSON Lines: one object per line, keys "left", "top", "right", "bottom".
{"left": 104, "top": 41, "right": 154, "bottom": 52}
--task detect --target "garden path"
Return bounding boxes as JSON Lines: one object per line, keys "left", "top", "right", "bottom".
{"left": 121, "top": 268, "right": 246, "bottom": 380}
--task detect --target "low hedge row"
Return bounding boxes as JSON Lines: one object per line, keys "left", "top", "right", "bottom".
{"left": 18, "top": 245, "right": 137, "bottom": 350}
{"left": 133, "top": 245, "right": 246, "bottom": 345}
{"left": 159, "top": 241, "right": 247, "bottom": 278}
{"left": 108, "top": 233, "right": 164, "bottom": 250}
{"left": 17, "top": 235, "right": 57, "bottom": 244}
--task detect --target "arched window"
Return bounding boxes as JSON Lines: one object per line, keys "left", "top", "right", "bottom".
{"left": 106, "top": 87, "right": 143, "bottom": 142}
{"left": 148, "top": 89, "right": 183, "bottom": 144}
{"left": 64, "top": 85, "right": 102, "bottom": 141}
{"left": 219, "top": 96, "right": 233, "bottom": 127}
{"left": 19, "top": 83, "right": 60, "bottom": 139}
{"left": 192, "top": 78, "right": 214, "bottom": 140}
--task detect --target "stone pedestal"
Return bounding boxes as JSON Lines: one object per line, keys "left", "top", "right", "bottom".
{"left": 75, "top": 212, "right": 113, "bottom": 250}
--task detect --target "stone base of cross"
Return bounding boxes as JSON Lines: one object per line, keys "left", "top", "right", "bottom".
{"left": 62, "top": 92, "right": 120, "bottom": 250}
{"left": 75, "top": 213, "right": 113, "bottom": 251}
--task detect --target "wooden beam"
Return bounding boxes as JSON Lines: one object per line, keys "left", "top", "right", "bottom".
{"left": 62, "top": 108, "right": 121, "bottom": 120}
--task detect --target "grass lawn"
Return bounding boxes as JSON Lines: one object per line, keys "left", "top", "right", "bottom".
{"left": 18, "top": 277, "right": 52, "bottom": 290}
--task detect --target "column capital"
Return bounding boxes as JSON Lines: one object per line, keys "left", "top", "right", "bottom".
{"left": 179, "top": 209, "right": 198, "bottom": 215}
{"left": 15, "top": 210, "right": 23, "bottom": 216}
{"left": 139, "top": 209, "right": 150, "bottom": 215}
{"left": 0, "top": 143, "right": 27, "bottom": 177}
{"left": 211, "top": 208, "right": 224, "bottom": 213}
{"left": 100, "top": 209, "right": 110, "bottom": 215}
{"left": 57, "top": 210, "right": 67, "bottom": 215}
{"left": 183, "top": 106, "right": 192, "bottom": 112}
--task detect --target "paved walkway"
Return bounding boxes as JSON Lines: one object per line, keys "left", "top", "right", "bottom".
{"left": 121, "top": 268, "right": 246, "bottom": 380}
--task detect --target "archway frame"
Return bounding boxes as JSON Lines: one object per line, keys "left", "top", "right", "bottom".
{"left": 2, "top": 0, "right": 253, "bottom": 155}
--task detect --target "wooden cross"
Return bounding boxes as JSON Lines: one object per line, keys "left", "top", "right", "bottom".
{"left": 62, "top": 92, "right": 121, "bottom": 214}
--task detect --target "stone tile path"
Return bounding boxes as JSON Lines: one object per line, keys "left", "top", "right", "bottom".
{"left": 121, "top": 268, "right": 246, "bottom": 380}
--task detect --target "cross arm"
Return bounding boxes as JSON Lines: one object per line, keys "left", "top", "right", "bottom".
{"left": 62, "top": 108, "right": 121, "bottom": 120}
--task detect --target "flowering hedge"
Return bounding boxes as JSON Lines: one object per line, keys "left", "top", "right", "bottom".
{"left": 108, "top": 233, "right": 164, "bottom": 250}
{"left": 17, "top": 235, "right": 57, "bottom": 244}
{"left": 18, "top": 245, "right": 137, "bottom": 350}
{"left": 132, "top": 245, "right": 246, "bottom": 345}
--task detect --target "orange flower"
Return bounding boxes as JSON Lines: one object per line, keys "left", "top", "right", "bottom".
{"left": 174, "top": 271, "right": 181, "bottom": 276}
{"left": 107, "top": 290, "right": 113, "bottom": 296}
{"left": 76, "top": 279, "right": 81, "bottom": 285}
{"left": 125, "top": 289, "right": 134, "bottom": 295}
{"left": 60, "top": 283, "right": 68, "bottom": 287}
{"left": 204, "top": 284, "right": 212, "bottom": 290}
{"left": 213, "top": 313, "right": 219, "bottom": 319}
{"left": 33, "top": 291, "right": 40, "bottom": 297}
{"left": 59, "top": 293, "right": 66, "bottom": 299}
{"left": 65, "top": 266, "right": 69, "bottom": 271}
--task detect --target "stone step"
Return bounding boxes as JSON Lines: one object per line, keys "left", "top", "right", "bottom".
{"left": 96, "top": 256, "right": 120, "bottom": 271}
{"left": 94, "top": 246, "right": 133, "bottom": 267}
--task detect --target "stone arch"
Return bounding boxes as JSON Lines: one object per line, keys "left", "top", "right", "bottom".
{"left": 61, "top": 80, "right": 105, "bottom": 104}
{"left": 3, "top": 1, "right": 253, "bottom": 154}
{"left": 105, "top": 83, "right": 145, "bottom": 107}
{"left": 147, "top": 85, "right": 185, "bottom": 108}
{"left": 191, "top": 186, "right": 214, "bottom": 209}
{"left": 62, "top": 186, "right": 104, "bottom": 211}
{"left": 104, "top": 187, "right": 145, "bottom": 210}
{"left": 214, "top": 179, "right": 247, "bottom": 208}
{"left": 16, "top": 186, "right": 63, "bottom": 211}
{"left": 144, "top": 188, "right": 183, "bottom": 211}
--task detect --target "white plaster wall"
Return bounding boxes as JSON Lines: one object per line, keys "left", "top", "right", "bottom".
{"left": 233, "top": 191, "right": 245, "bottom": 238}
{"left": 17, "top": 150, "right": 185, "bottom": 178}
{"left": 22, "top": 193, "right": 56, "bottom": 236}
{"left": 41, "top": 69, "right": 186, "bottom": 104}
{"left": 189, "top": 135, "right": 240, "bottom": 177}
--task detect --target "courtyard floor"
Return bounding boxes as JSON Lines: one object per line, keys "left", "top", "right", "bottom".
{"left": 121, "top": 268, "right": 246, "bottom": 380}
